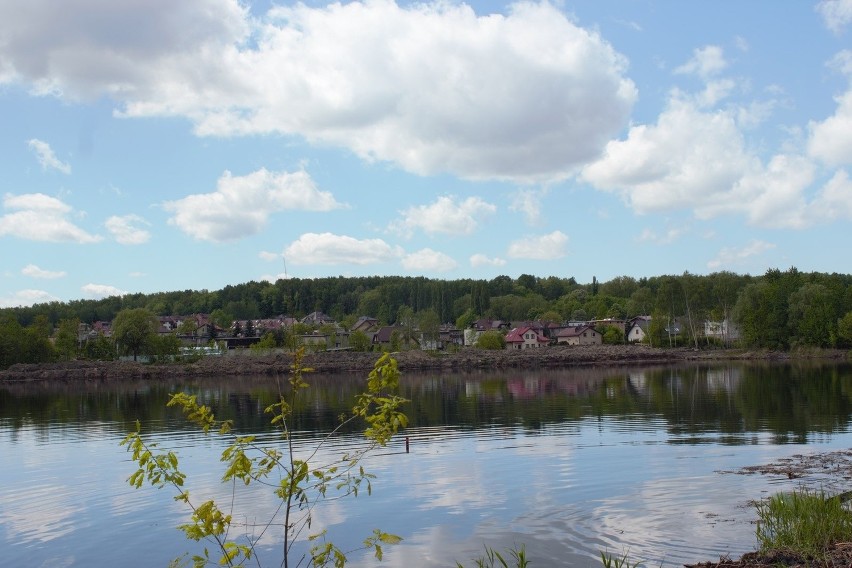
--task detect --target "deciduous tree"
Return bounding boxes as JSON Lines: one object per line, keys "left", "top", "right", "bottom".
{"left": 112, "top": 308, "right": 159, "bottom": 361}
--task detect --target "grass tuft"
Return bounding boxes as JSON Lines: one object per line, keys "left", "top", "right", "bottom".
{"left": 755, "top": 489, "right": 852, "bottom": 558}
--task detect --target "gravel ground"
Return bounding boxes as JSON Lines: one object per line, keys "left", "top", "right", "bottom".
{"left": 0, "top": 344, "right": 815, "bottom": 382}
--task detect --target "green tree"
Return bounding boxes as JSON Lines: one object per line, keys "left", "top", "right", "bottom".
{"left": 418, "top": 309, "right": 440, "bottom": 350}
{"left": 601, "top": 325, "right": 624, "bottom": 345}
{"left": 476, "top": 330, "right": 506, "bottom": 350}
{"left": 112, "top": 308, "right": 159, "bottom": 361}
{"left": 83, "top": 332, "right": 117, "bottom": 360}
{"left": 838, "top": 311, "right": 852, "bottom": 348}
{"left": 250, "top": 332, "right": 277, "bottom": 351}
{"left": 455, "top": 308, "right": 476, "bottom": 331}
{"left": 150, "top": 333, "right": 182, "bottom": 362}
{"left": 54, "top": 318, "right": 80, "bottom": 360}
{"left": 349, "top": 329, "right": 372, "bottom": 352}
{"left": 788, "top": 283, "right": 836, "bottom": 347}
{"left": 121, "top": 350, "right": 408, "bottom": 568}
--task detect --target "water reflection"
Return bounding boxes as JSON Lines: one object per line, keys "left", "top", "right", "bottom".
{"left": 3, "top": 361, "right": 850, "bottom": 441}
{"left": 2, "top": 361, "right": 852, "bottom": 568}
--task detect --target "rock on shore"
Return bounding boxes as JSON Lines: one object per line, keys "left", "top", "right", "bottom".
{"left": 0, "top": 344, "right": 808, "bottom": 383}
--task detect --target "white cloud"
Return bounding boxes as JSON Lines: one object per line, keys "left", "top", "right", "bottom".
{"left": 723, "top": 154, "right": 815, "bottom": 229}
{"left": 828, "top": 50, "right": 852, "bottom": 75}
{"left": 163, "top": 169, "right": 342, "bottom": 242}
{"left": 81, "top": 283, "right": 126, "bottom": 299}
{"left": 581, "top": 96, "right": 756, "bottom": 216}
{"left": 509, "top": 188, "right": 548, "bottom": 224}
{"left": 22, "top": 264, "right": 66, "bottom": 279}
{"left": 392, "top": 195, "right": 496, "bottom": 237}
{"left": 817, "top": 0, "right": 852, "bottom": 33}
{"left": 105, "top": 214, "right": 151, "bottom": 245}
{"left": 807, "top": 169, "right": 852, "bottom": 222}
{"left": 284, "top": 233, "right": 403, "bottom": 266}
{"left": 27, "top": 139, "right": 71, "bottom": 174}
{"left": 1, "top": 1, "right": 635, "bottom": 183}
{"left": 507, "top": 230, "right": 568, "bottom": 260}
{"left": 707, "top": 240, "right": 776, "bottom": 270}
{"left": 401, "top": 248, "right": 458, "bottom": 272}
{"left": 470, "top": 254, "right": 507, "bottom": 268}
{"left": 0, "top": 289, "right": 60, "bottom": 308}
{"left": 259, "top": 251, "right": 281, "bottom": 262}
{"left": 635, "top": 226, "right": 687, "bottom": 245}
{"left": 0, "top": 193, "right": 102, "bottom": 243}
{"left": 808, "top": 89, "right": 852, "bottom": 167}
{"left": 582, "top": 78, "right": 852, "bottom": 230}
{"left": 674, "top": 45, "right": 727, "bottom": 80}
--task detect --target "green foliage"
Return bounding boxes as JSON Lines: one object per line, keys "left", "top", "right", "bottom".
{"left": 0, "top": 314, "right": 57, "bottom": 369}
{"left": 349, "top": 330, "right": 372, "bottom": 352}
{"left": 122, "top": 348, "right": 408, "bottom": 567}
{"left": 82, "top": 332, "right": 117, "bottom": 361}
{"left": 600, "top": 550, "right": 643, "bottom": 568}
{"left": 476, "top": 330, "right": 506, "bottom": 350}
{"left": 601, "top": 325, "right": 624, "bottom": 345}
{"left": 149, "top": 333, "right": 182, "bottom": 362}
{"left": 112, "top": 308, "right": 159, "bottom": 361}
{"left": 5, "top": 269, "right": 852, "bottom": 354}
{"left": 457, "top": 545, "right": 529, "bottom": 568}
{"left": 455, "top": 308, "right": 477, "bottom": 331}
{"left": 250, "top": 332, "right": 278, "bottom": 351}
{"left": 755, "top": 489, "right": 852, "bottom": 559}
{"left": 54, "top": 317, "right": 80, "bottom": 360}
{"left": 839, "top": 311, "right": 852, "bottom": 348}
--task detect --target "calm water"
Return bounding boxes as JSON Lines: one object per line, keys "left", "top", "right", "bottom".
{"left": 3, "top": 361, "right": 852, "bottom": 567}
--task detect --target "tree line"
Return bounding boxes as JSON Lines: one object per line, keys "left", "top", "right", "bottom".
{"left": 2, "top": 268, "right": 852, "bottom": 369}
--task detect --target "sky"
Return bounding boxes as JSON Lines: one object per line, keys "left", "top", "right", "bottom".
{"left": 1, "top": 0, "right": 851, "bottom": 308}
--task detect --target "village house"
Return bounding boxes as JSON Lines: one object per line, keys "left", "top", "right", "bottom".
{"left": 504, "top": 326, "right": 549, "bottom": 350}
{"left": 464, "top": 318, "right": 510, "bottom": 346}
{"left": 555, "top": 325, "right": 602, "bottom": 346}
{"left": 626, "top": 316, "right": 652, "bottom": 343}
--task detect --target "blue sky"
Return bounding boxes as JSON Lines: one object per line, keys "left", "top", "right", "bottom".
{"left": 1, "top": 0, "right": 851, "bottom": 308}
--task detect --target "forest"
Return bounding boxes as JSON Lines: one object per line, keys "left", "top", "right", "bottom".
{"left": 2, "top": 268, "right": 852, "bottom": 369}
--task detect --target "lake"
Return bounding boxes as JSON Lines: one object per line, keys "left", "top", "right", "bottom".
{"left": 2, "top": 360, "right": 852, "bottom": 567}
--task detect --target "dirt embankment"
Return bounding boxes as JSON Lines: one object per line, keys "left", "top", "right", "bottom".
{"left": 1, "top": 344, "right": 840, "bottom": 383}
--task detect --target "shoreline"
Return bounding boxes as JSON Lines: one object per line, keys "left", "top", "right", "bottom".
{"left": 1, "top": 344, "right": 847, "bottom": 383}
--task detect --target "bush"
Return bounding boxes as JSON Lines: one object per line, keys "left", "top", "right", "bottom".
{"left": 476, "top": 330, "right": 505, "bottom": 350}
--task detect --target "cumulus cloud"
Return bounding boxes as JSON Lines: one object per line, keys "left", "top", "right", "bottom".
{"left": 808, "top": 89, "right": 852, "bottom": 167}
{"left": 27, "top": 139, "right": 71, "bottom": 174}
{"left": 163, "top": 169, "right": 342, "bottom": 242}
{"left": 401, "top": 248, "right": 458, "bottom": 272}
{"left": 509, "top": 188, "right": 549, "bottom": 224}
{"left": 0, "top": 0, "right": 250, "bottom": 97}
{"left": 507, "top": 230, "right": 568, "bottom": 260}
{"left": 284, "top": 233, "right": 403, "bottom": 265}
{"left": 391, "top": 195, "right": 496, "bottom": 237}
{"left": 81, "top": 283, "right": 126, "bottom": 299}
{"left": 0, "top": 193, "right": 102, "bottom": 243}
{"left": 105, "top": 214, "right": 151, "bottom": 244}
{"left": 470, "top": 254, "right": 507, "bottom": 268}
{"left": 674, "top": 45, "right": 727, "bottom": 80}
{"left": 22, "top": 264, "right": 66, "bottom": 279}
{"left": 0, "top": 289, "right": 60, "bottom": 308}
{"left": 807, "top": 169, "right": 852, "bottom": 222}
{"left": 817, "top": 0, "right": 852, "bottom": 33}
{"left": 0, "top": 1, "right": 635, "bottom": 183}
{"left": 707, "top": 240, "right": 776, "bottom": 270}
{"left": 581, "top": 96, "right": 756, "bottom": 216}
{"left": 636, "top": 226, "right": 688, "bottom": 245}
